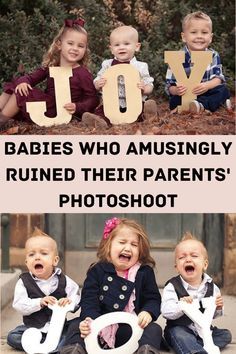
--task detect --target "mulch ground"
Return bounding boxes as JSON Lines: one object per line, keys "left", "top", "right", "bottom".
{"left": 1, "top": 100, "right": 235, "bottom": 135}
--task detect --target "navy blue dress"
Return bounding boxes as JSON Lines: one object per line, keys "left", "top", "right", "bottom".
{"left": 63, "top": 262, "right": 162, "bottom": 350}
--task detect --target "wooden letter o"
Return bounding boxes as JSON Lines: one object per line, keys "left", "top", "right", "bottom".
{"left": 84, "top": 312, "right": 143, "bottom": 354}
{"left": 102, "top": 64, "right": 142, "bottom": 124}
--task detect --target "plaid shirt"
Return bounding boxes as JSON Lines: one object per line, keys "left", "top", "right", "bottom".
{"left": 165, "top": 45, "right": 225, "bottom": 95}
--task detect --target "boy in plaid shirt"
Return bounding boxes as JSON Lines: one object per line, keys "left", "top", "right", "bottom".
{"left": 165, "top": 11, "right": 231, "bottom": 113}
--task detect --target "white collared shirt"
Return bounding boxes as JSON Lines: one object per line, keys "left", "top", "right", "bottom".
{"left": 94, "top": 56, "right": 154, "bottom": 105}
{"left": 161, "top": 273, "right": 223, "bottom": 333}
{"left": 13, "top": 267, "right": 80, "bottom": 332}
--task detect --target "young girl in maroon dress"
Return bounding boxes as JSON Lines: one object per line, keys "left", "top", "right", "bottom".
{"left": 0, "top": 18, "right": 99, "bottom": 130}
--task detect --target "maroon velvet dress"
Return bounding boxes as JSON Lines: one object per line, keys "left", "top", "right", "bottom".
{"left": 3, "top": 66, "right": 99, "bottom": 120}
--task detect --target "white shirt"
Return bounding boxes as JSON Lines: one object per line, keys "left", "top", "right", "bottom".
{"left": 13, "top": 267, "right": 80, "bottom": 332}
{"left": 94, "top": 56, "right": 154, "bottom": 106}
{"left": 161, "top": 273, "right": 223, "bottom": 334}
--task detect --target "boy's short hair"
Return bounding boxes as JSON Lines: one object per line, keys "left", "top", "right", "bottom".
{"left": 25, "top": 227, "right": 58, "bottom": 255}
{"left": 176, "top": 231, "right": 208, "bottom": 260}
{"left": 31, "top": 226, "right": 50, "bottom": 237}
{"left": 182, "top": 11, "right": 212, "bottom": 31}
{"left": 180, "top": 231, "right": 197, "bottom": 242}
{"left": 110, "top": 25, "right": 139, "bottom": 43}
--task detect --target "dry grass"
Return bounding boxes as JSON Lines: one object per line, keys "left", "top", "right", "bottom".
{"left": 1, "top": 100, "right": 235, "bottom": 135}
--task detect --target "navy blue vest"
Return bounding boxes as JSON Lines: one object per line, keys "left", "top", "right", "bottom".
{"left": 165, "top": 275, "right": 213, "bottom": 328}
{"left": 20, "top": 271, "right": 67, "bottom": 328}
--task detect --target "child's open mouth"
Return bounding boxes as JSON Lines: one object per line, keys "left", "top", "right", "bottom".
{"left": 185, "top": 265, "right": 195, "bottom": 274}
{"left": 34, "top": 264, "right": 44, "bottom": 270}
{"left": 119, "top": 254, "right": 131, "bottom": 262}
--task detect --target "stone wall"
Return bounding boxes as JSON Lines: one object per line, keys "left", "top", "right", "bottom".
{"left": 2, "top": 213, "right": 236, "bottom": 294}
{"left": 224, "top": 213, "right": 236, "bottom": 295}
{"left": 10, "top": 214, "right": 44, "bottom": 247}
{"left": 1, "top": 214, "right": 44, "bottom": 270}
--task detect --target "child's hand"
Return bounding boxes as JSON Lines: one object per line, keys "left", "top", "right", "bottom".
{"left": 137, "top": 81, "right": 153, "bottom": 95}
{"left": 40, "top": 296, "right": 57, "bottom": 307}
{"left": 137, "top": 81, "right": 146, "bottom": 91}
{"left": 15, "top": 83, "right": 32, "bottom": 96}
{"left": 64, "top": 102, "right": 76, "bottom": 115}
{"left": 180, "top": 296, "right": 193, "bottom": 304}
{"left": 79, "top": 317, "right": 92, "bottom": 338}
{"left": 169, "top": 84, "right": 187, "bottom": 96}
{"left": 138, "top": 311, "right": 152, "bottom": 329}
{"left": 57, "top": 297, "right": 72, "bottom": 307}
{"left": 215, "top": 295, "right": 223, "bottom": 310}
{"left": 94, "top": 78, "right": 107, "bottom": 90}
{"left": 192, "top": 82, "right": 209, "bottom": 95}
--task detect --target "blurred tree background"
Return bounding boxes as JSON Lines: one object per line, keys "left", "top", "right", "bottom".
{"left": 0, "top": 0, "right": 234, "bottom": 98}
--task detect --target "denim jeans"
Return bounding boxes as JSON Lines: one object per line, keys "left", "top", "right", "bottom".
{"left": 7, "top": 324, "right": 28, "bottom": 351}
{"left": 7, "top": 323, "right": 68, "bottom": 351}
{"left": 164, "top": 325, "right": 232, "bottom": 354}
{"left": 169, "top": 84, "right": 230, "bottom": 112}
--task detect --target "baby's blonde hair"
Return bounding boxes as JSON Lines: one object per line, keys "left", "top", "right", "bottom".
{"left": 175, "top": 231, "right": 208, "bottom": 260}
{"left": 97, "top": 218, "right": 155, "bottom": 267}
{"left": 42, "top": 23, "right": 89, "bottom": 67}
{"left": 182, "top": 11, "right": 212, "bottom": 31}
{"left": 110, "top": 25, "right": 139, "bottom": 43}
{"left": 31, "top": 226, "right": 49, "bottom": 237}
{"left": 25, "top": 227, "right": 58, "bottom": 255}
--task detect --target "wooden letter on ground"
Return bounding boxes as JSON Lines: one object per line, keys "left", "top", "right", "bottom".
{"left": 85, "top": 312, "right": 143, "bottom": 354}
{"left": 179, "top": 297, "right": 220, "bottom": 354}
{"left": 26, "top": 67, "right": 72, "bottom": 127}
{"left": 102, "top": 64, "right": 142, "bottom": 124}
{"left": 21, "top": 301, "right": 74, "bottom": 354}
{"left": 164, "top": 51, "right": 212, "bottom": 112}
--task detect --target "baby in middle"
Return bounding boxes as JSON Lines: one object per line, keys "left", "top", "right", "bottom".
{"left": 82, "top": 25, "right": 157, "bottom": 128}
